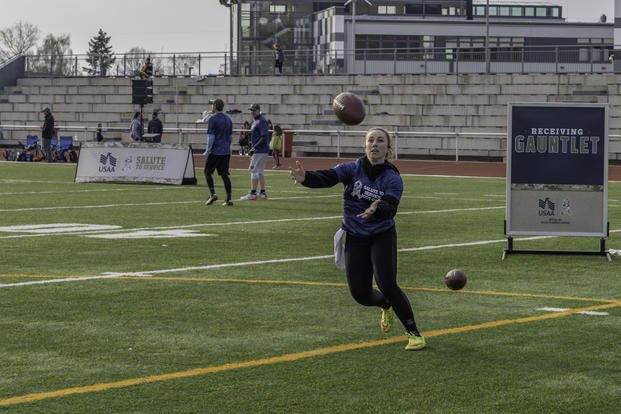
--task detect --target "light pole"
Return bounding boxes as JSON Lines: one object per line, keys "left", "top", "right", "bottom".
{"left": 485, "top": 0, "right": 490, "bottom": 73}
{"left": 344, "top": 0, "right": 373, "bottom": 73}
{"left": 218, "top": 0, "right": 237, "bottom": 75}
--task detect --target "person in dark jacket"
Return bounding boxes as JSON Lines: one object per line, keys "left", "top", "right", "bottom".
{"left": 204, "top": 98, "right": 234, "bottom": 206}
{"left": 41, "top": 107, "right": 55, "bottom": 162}
{"left": 273, "top": 44, "right": 284, "bottom": 74}
{"left": 290, "top": 127, "right": 426, "bottom": 351}
{"left": 95, "top": 123, "right": 104, "bottom": 142}
{"left": 147, "top": 111, "right": 163, "bottom": 141}
{"left": 130, "top": 111, "right": 143, "bottom": 141}
{"left": 240, "top": 103, "right": 270, "bottom": 200}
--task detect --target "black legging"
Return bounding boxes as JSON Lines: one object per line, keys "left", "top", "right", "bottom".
{"left": 204, "top": 155, "right": 232, "bottom": 199}
{"left": 344, "top": 226, "right": 419, "bottom": 333}
{"left": 205, "top": 171, "right": 232, "bottom": 197}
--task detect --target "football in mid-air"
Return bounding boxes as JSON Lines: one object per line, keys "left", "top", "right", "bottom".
{"left": 333, "top": 92, "right": 366, "bottom": 125}
{"left": 445, "top": 268, "right": 467, "bottom": 290}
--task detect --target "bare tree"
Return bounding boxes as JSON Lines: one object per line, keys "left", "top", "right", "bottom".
{"left": 30, "top": 34, "right": 73, "bottom": 75}
{"left": 0, "top": 21, "right": 40, "bottom": 62}
{"left": 122, "top": 47, "right": 151, "bottom": 75}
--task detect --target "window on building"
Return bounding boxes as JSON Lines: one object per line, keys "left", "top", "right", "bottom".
{"left": 499, "top": 6, "right": 510, "bottom": 17}
{"left": 591, "top": 48, "right": 603, "bottom": 62}
{"left": 378, "top": 5, "right": 396, "bottom": 15}
{"left": 405, "top": 4, "right": 422, "bottom": 15}
{"left": 423, "top": 35, "right": 434, "bottom": 59}
{"left": 270, "top": 4, "right": 286, "bottom": 14}
{"left": 498, "top": 37, "right": 512, "bottom": 46}
{"left": 380, "top": 35, "right": 395, "bottom": 49}
{"left": 474, "top": 5, "right": 485, "bottom": 16}
{"left": 535, "top": 7, "right": 547, "bottom": 17}
{"left": 575, "top": 37, "right": 613, "bottom": 63}
{"left": 395, "top": 37, "right": 409, "bottom": 59}
{"left": 524, "top": 7, "right": 534, "bottom": 17}
{"left": 550, "top": 7, "right": 560, "bottom": 18}
{"left": 489, "top": 6, "right": 498, "bottom": 16}
{"left": 240, "top": 3, "right": 251, "bottom": 38}
{"left": 368, "top": 36, "right": 380, "bottom": 51}
{"left": 442, "top": 6, "right": 458, "bottom": 16}
{"left": 511, "top": 7, "right": 522, "bottom": 17}
{"left": 471, "top": 37, "right": 485, "bottom": 48}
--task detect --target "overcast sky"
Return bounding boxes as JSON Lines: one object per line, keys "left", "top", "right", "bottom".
{"left": 0, "top": 0, "right": 615, "bottom": 56}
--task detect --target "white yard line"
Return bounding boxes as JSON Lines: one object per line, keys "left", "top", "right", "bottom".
{"left": 0, "top": 232, "right": 591, "bottom": 288}
{"left": 402, "top": 195, "right": 503, "bottom": 202}
{"left": 0, "top": 206, "right": 505, "bottom": 239}
{"left": 0, "top": 194, "right": 340, "bottom": 213}
{"left": 0, "top": 187, "right": 189, "bottom": 196}
{"left": 536, "top": 307, "right": 609, "bottom": 316}
{"left": 399, "top": 206, "right": 503, "bottom": 215}
{"left": 0, "top": 274, "right": 147, "bottom": 288}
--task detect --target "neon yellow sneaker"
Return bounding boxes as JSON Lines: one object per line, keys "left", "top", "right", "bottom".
{"left": 380, "top": 307, "right": 394, "bottom": 333}
{"left": 404, "top": 332, "right": 426, "bottom": 351}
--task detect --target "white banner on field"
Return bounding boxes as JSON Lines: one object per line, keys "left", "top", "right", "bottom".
{"left": 75, "top": 142, "right": 196, "bottom": 185}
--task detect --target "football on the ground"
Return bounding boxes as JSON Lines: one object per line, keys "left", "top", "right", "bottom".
{"left": 333, "top": 92, "right": 366, "bottom": 125}
{"left": 445, "top": 268, "right": 467, "bottom": 290}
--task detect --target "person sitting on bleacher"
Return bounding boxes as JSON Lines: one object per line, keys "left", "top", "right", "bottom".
{"left": 139, "top": 57, "right": 153, "bottom": 79}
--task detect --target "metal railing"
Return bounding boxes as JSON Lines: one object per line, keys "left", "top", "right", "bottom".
{"left": 2, "top": 123, "right": 620, "bottom": 162}
{"left": 23, "top": 52, "right": 228, "bottom": 77}
{"left": 20, "top": 44, "right": 614, "bottom": 77}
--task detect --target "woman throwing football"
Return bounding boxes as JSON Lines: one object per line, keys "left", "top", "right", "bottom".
{"left": 290, "top": 127, "right": 425, "bottom": 350}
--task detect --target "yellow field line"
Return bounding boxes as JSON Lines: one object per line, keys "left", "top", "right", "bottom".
{"left": 1, "top": 300, "right": 618, "bottom": 407}
{"left": 0, "top": 274, "right": 616, "bottom": 304}
{"left": 407, "top": 286, "right": 619, "bottom": 304}
{"left": 129, "top": 275, "right": 618, "bottom": 304}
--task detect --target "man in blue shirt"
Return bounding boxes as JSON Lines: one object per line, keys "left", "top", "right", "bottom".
{"left": 147, "top": 111, "right": 163, "bottom": 142}
{"left": 204, "top": 98, "right": 234, "bottom": 206}
{"left": 240, "top": 103, "right": 270, "bottom": 200}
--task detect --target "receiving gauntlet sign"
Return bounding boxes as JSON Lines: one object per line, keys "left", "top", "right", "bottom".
{"left": 506, "top": 103, "right": 608, "bottom": 237}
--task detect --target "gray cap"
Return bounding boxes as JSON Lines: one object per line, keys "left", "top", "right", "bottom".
{"left": 41, "top": 107, "right": 50, "bottom": 113}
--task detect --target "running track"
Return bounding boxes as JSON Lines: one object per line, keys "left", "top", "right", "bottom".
{"left": 196, "top": 155, "right": 621, "bottom": 180}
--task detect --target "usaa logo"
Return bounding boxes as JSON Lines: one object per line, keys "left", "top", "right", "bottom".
{"left": 538, "top": 197, "right": 555, "bottom": 217}
{"left": 99, "top": 152, "right": 117, "bottom": 173}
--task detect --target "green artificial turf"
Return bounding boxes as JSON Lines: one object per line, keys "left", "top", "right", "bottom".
{"left": 0, "top": 162, "right": 619, "bottom": 413}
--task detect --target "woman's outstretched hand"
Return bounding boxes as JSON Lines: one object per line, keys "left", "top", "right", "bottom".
{"left": 290, "top": 160, "right": 306, "bottom": 184}
{"left": 357, "top": 199, "right": 380, "bottom": 219}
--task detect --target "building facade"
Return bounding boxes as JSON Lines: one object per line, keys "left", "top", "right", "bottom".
{"left": 220, "top": 1, "right": 613, "bottom": 75}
